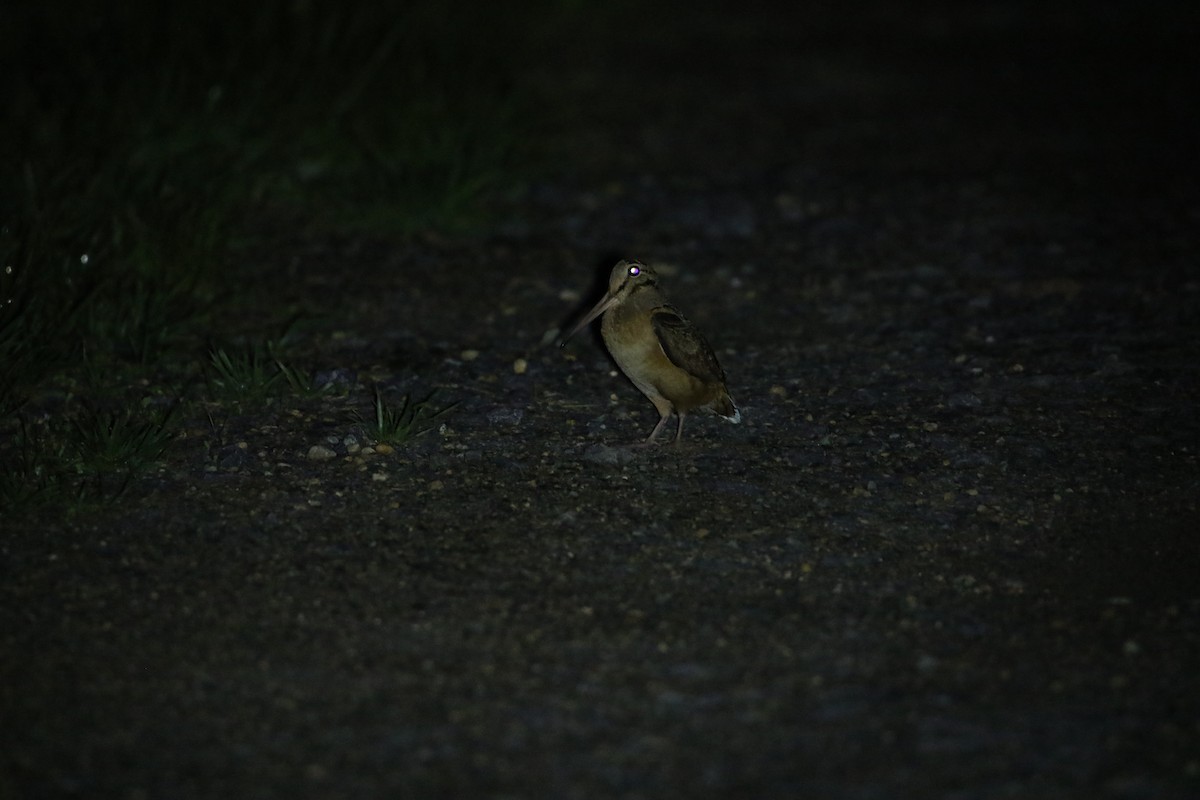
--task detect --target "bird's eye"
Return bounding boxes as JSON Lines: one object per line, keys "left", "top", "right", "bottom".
{"left": 628, "top": 265, "right": 640, "bottom": 276}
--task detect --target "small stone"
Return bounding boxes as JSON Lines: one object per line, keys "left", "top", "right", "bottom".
{"left": 513, "top": 358, "right": 528, "bottom": 375}
{"left": 218, "top": 445, "right": 249, "bottom": 469}
{"left": 948, "top": 392, "right": 982, "bottom": 409}
{"left": 313, "top": 368, "right": 357, "bottom": 390}
{"left": 428, "top": 479, "right": 444, "bottom": 491}
{"left": 487, "top": 407, "right": 524, "bottom": 425}
{"left": 583, "top": 444, "right": 635, "bottom": 464}
{"left": 461, "top": 349, "right": 480, "bottom": 361}
{"left": 775, "top": 192, "right": 804, "bottom": 222}
{"left": 375, "top": 443, "right": 394, "bottom": 455}
{"left": 307, "top": 445, "right": 336, "bottom": 461}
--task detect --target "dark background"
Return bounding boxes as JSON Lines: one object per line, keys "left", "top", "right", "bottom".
{"left": 3, "top": 1, "right": 1199, "bottom": 797}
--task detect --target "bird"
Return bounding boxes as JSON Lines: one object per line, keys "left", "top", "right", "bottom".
{"left": 559, "top": 259, "right": 740, "bottom": 444}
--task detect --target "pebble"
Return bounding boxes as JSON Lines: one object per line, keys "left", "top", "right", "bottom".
{"left": 307, "top": 445, "right": 336, "bottom": 461}
{"left": 313, "top": 368, "right": 357, "bottom": 390}
{"left": 583, "top": 444, "right": 635, "bottom": 464}
{"left": 218, "top": 444, "right": 249, "bottom": 469}
{"left": 487, "top": 407, "right": 524, "bottom": 425}
{"left": 948, "top": 392, "right": 982, "bottom": 409}
{"left": 513, "top": 358, "right": 528, "bottom": 375}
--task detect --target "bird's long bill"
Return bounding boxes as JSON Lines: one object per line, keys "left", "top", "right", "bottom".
{"left": 558, "top": 292, "right": 618, "bottom": 347}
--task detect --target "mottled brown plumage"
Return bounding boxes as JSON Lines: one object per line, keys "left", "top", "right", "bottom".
{"left": 560, "top": 260, "right": 740, "bottom": 444}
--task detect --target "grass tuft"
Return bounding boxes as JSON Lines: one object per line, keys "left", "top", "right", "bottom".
{"left": 70, "top": 404, "right": 176, "bottom": 492}
{"left": 361, "top": 388, "right": 456, "bottom": 446}
{"left": 1, "top": 401, "right": 176, "bottom": 512}
{"left": 206, "top": 342, "right": 343, "bottom": 404}
{"left": 207, "top": 346, "right": 282, "bottom": 404}
{"left": 276, "top": 361, "right": 343, "bottom": 399}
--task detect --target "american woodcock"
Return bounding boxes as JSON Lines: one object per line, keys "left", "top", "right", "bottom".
{"left": 559, "top": 259, "right": 740, "bottom": 444}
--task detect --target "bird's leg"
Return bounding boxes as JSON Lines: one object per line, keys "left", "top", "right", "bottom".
{"left": 672, "top": 412, "right": 686, "bottom": 444}
{"left": 631, "top": 396, "right": 676, "bottom": 448}
{"left": 642, "top": 411, "right": 672, "bottom": 445}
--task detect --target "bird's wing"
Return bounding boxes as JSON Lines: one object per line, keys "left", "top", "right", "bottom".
{"left": 651, "top": 306, "right": 727, "bottom": 385}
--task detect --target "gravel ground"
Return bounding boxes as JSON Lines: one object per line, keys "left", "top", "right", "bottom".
{"left": 4, "top": 3, "right": 1199, "bottom": 798}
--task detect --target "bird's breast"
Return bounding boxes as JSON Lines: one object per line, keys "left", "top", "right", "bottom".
{"left": 600, "top": 305, "right": 721, "bottom": 412}
{"left": 601, "top": 308, "right": 664, "bottom": 383}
